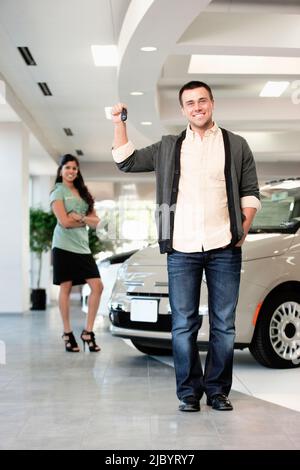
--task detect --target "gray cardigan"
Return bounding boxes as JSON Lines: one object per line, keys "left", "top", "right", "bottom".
{"left": 116, "top": 128, "right": 260, "bottom": 254}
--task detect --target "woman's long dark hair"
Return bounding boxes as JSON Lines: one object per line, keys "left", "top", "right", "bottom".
{"left": 54, "top": 154, "right": 94, "bottom": 214}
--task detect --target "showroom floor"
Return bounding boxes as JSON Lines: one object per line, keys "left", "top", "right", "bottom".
{"left": 0, "top": 303, "right": 299, "bottom": 450}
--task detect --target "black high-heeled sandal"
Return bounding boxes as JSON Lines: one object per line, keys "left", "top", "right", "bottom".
{"left": 80, "top": 330, "right": 101, "bottom": 352}
{"left": 62, "top": 331, "right": 80, "bottom": 352}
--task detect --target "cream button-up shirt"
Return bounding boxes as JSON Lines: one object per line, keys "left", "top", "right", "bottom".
{"left": 173, "top": 123, "right": 229, "bottom": 252}
{"left": 173, "top": 123, "right": 260, "bottom": 252}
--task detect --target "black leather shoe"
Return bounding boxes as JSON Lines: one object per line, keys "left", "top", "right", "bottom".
{"left": 207, "top": 394, "right": 233, "bottom": 411}
{"left": 179, "top": 396, "right": 200, "bottom": 412}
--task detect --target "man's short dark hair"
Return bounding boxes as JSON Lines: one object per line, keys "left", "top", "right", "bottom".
{"left": 179, "top": 81, "right": 213, "bottom": 105}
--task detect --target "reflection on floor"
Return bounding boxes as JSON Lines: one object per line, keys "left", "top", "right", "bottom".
{"left": 0, "top": 304, "right": 299, "bottom": 450}
{"left": 153, "top": 350, "right": 300, "bottom": 413}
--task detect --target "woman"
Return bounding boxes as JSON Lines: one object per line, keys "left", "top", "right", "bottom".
{"left": 50, "top": 154, "right": 103, "bottom": 352}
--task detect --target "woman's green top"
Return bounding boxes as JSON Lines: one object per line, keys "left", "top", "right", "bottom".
{"left": 50, "top": 183, "right": 91, "bottom": 254}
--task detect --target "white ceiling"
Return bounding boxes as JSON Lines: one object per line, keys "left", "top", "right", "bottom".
{"left": 0, "top": 0, "right": 299, "bottom": 177}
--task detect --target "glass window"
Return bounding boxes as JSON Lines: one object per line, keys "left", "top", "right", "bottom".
{"left": 250, "top": 181, "right": 300, "bottom": 233}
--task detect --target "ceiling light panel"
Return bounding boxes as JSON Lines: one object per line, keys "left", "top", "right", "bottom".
{"left": 105, "top": 107, "right": 112, "bottom": 120}
{"left": 0, "top": 80, "right": 6, "bottom": 104}
{"left": 91, "top": 45, "right": 118, "bottom": 66}
{"left": 189, "top": 55, "right": 300, "bottom": 75}
{"left": 259, "top": 81, "right": 289, "bottom": 97}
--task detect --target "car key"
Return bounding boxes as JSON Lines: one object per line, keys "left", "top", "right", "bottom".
{"left": 121, "top": 108, "right": 127, "bottom": 122}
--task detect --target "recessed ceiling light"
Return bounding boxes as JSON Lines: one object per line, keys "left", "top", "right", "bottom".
{"left": 130, "top": 91, "right": 144, "bottom": 96}
{"left": 104, "top": 107, "right": 112, "bottom": 120}
{"left": 140, "top": 46, "right": 157, "bottom": 52}
{"left": 141, "top": 121, "right": 152, "bottom": 126}
{"left": 259, "top": 81, "right": 289, "bottom": 97}
{"left": 91, "top": 45, "right": 118, "bottom": 66}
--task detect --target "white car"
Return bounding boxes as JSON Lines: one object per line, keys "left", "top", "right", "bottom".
{"left": 81, "top": 250, "right": 138, "bottom": 316}
{"left": 109, "top": 178, "right": 300, "bottom": 369}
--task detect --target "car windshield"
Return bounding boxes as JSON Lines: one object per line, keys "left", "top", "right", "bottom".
{"left": 249, "top": 181, "right": 300, "bottom": 233}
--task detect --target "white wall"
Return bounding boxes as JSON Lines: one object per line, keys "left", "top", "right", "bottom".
{"left": 0, "top": 123, "right": 30, "bottom": 312}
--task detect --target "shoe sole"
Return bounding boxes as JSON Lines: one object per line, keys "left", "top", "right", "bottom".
{"left": 179, "top": 405, "right": 200, "bottom": 412}
{"left": 206, "top": 402, "right": 233, "bottom": 411}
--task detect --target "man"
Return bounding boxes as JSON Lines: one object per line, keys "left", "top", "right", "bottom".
{"left": 111, "top": 81, "right": 260, "bottom": 412}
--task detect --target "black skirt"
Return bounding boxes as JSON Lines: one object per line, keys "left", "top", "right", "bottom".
{"left": 52, "top": 247, "right": 100, "bottom": 286}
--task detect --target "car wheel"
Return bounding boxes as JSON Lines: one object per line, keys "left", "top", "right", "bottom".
{"left": 249, "top": 289, "right": 300, "bottom": 368}
{"left": 131, "top": 340, "right": 172, "bottom": 356}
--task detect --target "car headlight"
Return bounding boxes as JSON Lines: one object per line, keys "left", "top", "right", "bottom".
{"left": 116, "top": 262, "right": 129, "bottom": 282}
{"left": 99, "top": 260, "right": 110, "bottom": 269}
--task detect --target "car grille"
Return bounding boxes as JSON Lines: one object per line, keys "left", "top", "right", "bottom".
{"left": 109, "top": 308, "right": 171, "bottom": 332}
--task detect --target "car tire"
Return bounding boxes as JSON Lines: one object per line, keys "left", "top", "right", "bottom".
{"left": 131, "top": 339, "right": 172, "bottom": 356}
{"left": 249, "top": 289, "right": 300, "bottom": 368}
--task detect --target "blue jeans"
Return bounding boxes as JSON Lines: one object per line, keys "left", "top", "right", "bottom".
{"left": 167, "top": 247, "right": 241, "bottom": 400}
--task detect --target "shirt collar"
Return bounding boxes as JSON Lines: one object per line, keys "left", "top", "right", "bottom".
{"left": 186, "top": 122, "right": 219, "bottom": 140}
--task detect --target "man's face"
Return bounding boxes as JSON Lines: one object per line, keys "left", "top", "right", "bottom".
{"left": 181, "top": 87, "right": 214, "bottom": 131}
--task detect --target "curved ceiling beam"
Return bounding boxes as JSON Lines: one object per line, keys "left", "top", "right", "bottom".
{"left": 118, "top": 0, "right": 212, "bottom": 141}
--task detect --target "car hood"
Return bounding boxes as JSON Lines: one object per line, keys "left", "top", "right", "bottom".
{"left": 127, "top": 245, "right": 166, "bottom": 266}
{"left": 126, "top": 234, "right": 294, "bottom": 266}
{"left": 242, "top": 233, "right": 293, "bottom": 261}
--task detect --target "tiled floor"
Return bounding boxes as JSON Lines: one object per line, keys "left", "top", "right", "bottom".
{"left": 0, "top": 303, "right": 299, "bottom": 450}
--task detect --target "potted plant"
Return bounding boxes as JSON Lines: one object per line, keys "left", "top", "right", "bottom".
{"left": 30, "top": 208, "right": 56, "bottom": 310}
